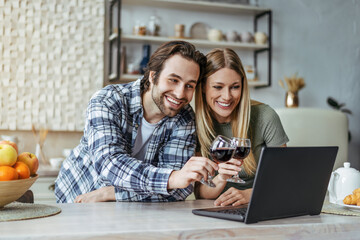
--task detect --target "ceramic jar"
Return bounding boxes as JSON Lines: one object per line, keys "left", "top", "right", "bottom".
{"left": 241, "top": 31, "right": 253, "bottom": 43}
{"left": 174, "top": 24, "right": 185, "bottom": 38}
{"left": 148, "top": 15, "right": 161, "bottom": 36}
{"left": 208, "top": 29, "right": 223, "bottom": 42}
{"left": 254, "top": 32, "right": 268, "bottom": 44}
{"left": 226, "top": 31, "right": 238, "bottom": 42}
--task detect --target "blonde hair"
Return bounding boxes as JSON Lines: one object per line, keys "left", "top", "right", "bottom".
{"left": 195, "top": 48, "right": 259, "bottom": 176}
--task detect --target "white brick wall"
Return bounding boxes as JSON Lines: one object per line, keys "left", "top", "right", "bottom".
{"left": 0, "top": 0, "right": 104, "bottom": 131}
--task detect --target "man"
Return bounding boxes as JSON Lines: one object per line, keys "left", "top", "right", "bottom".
{"left": 55, "top": 41, "right": 218, "bottom": 203}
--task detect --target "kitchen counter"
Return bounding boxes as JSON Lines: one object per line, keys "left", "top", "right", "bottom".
{"left": 1, "top": 200, "right": 360, "bottom": 239}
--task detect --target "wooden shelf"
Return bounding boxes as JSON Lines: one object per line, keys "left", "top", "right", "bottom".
{"left": 105, "top": 0, "right": 272, "bottom": 87}
{"left": 122, "top": 35, "right": 268, "bottom": 51}
{"left": 118, "top": 74, "right": 268, "bottom": 87}
{"left": 122, "top": 0, "right": 270, "bottom": 14}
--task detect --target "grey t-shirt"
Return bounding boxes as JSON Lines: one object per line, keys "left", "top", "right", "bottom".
{"left": 212, "top": 104, "right": 289, "bottom": 191}
{"left": 132, "top": 117, "right": 158, "bottom": 160}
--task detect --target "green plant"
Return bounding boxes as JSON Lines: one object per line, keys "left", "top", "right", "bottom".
{"left": 327, "top": 97, "right": 352, "bottom": 142}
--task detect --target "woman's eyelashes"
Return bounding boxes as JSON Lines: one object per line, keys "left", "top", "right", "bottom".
{"left": 212, "top": 85, "right": 240, "bottom": 90}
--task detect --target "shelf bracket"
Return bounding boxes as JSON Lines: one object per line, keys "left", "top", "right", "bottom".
{"left": 107, "top": 0, "right": 121, "bottom": 83}
{"left": 254, "top": 10, "right": 272, "bottom": 89}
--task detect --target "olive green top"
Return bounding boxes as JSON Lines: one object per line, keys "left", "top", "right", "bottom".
{"left": 212, "top": 104, "right": 289, "bottom": 192}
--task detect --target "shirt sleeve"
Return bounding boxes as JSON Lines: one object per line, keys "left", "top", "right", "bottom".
{"left": 152, "top": 115, "right": 197, "bottom": 201}
{"left": 261, "top": 105, "right": 289, "bottom": 146}
{"left": 86, "top": 92, "right": 195, "bottom": 201}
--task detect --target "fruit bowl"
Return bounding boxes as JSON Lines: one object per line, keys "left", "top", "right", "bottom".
{"left": 0, "top": 174, "right": 38, "bottom": 208}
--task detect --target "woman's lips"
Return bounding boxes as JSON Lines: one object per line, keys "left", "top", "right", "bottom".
{"left": 216, "top": 101, "right": 231, "bottom": 109}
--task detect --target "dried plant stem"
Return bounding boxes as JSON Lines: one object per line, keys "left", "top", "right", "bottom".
{"left": 278, "top": 73, "right": 305, "bottom": 93}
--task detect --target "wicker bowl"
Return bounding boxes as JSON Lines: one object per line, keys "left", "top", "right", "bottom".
{"left": 0, "top": 174, "right": 38, "bottom": 208}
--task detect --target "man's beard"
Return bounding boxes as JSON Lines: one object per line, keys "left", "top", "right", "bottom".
{"left": 151, "top": 86, "right": 182, "bottom": 118}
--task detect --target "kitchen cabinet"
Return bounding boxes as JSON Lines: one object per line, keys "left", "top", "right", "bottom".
{"left": 30, "top": 177, "right": 57, "bottom": 204}
{"left": 104, "top": 0, "right": 272, "bottom": 88}
{"left": 30, "top": 167, "right": 58, "bottom": 204}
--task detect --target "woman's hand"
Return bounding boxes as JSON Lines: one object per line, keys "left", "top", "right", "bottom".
{"left": 75, "top": 186, "right": 115, "bottom": 203}
{"left": 217, "top": 158, "right": 242, "bottom": 182}
{"left": 214, "top": 187, "right": 252, "bottom": 207}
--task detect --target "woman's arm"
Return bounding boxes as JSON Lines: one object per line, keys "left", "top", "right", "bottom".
{"left": 214, "top": 187, "right": 253, "bottom": 206}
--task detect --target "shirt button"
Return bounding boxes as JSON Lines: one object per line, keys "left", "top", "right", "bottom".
{"left": 135, "top": 124, "right": 139, "bottom": 128}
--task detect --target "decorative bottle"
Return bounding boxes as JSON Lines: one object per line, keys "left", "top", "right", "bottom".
{"left": 139, "top": 44, "right": 150, "bottom": 74}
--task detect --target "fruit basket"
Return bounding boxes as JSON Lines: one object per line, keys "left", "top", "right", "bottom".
{"left": 0, "top": 174, "right": 38, "bottom": 208}
{"left": 0, "top": 138, "right": 40, "bottom": 208}
{"left": 0, "top": 174, "right": 38, "bottom": 209}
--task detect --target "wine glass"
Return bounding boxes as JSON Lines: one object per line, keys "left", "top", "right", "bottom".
{"left": 200, "top": 135, "right": 235, "bottom": 187}
{"left": 227, "top": 138, "right": 251, "bottom": 183}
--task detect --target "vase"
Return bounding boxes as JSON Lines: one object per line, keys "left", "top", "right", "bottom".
{"left": 139, "top": 44, "right": 150, "bottom": 74}
{"left": 285, "top": 91, "right": 299, "bottom": 108}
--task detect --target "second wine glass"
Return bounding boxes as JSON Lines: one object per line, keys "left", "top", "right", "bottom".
{"left": 227, "top": 138, "right": 251, "bottom": 183}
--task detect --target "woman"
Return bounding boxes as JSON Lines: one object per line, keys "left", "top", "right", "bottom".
{"left": 194, "top": 48, "right": 288, "bottom": 207}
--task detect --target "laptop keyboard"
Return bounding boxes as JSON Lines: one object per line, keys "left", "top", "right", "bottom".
{"left": 192, "top": 206, "right": 248, "bottom": 222}
{"left": 217, "top": 207, "right": 248, "bottom": 216}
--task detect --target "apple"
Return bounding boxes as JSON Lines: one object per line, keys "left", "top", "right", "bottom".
{"left": 17, "top": 152, "right": 39, "bottom": 175}
{"left": 0, "top": 144, "right": 18, "bottom": 167}
{"left": 0, "top": 140, "right": 18, "bottom": 154}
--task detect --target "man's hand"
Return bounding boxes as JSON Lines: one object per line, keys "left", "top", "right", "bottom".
{"left": 217, "top": 158, "right": 242, "bottom": 182}
{"left": 214, "top": 187, "right": 252, "bottom": 207}
{"left": 74, "top": 186, "right": 115, "bottom": 203}
{"left": 168, "top": 156, "right": 218, "bottom": 189}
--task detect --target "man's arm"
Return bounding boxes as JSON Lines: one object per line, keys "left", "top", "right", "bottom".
{"left": 87, "top": 92, "right": 216, "bottom": 202}
{"left": 86, "top": 97, "right": 174, "bottom": 196}
{"left": 82, "top": 94, "right": 218, "bottom": 201}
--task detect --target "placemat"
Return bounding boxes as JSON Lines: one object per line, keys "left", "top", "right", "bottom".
{"left": 321, "top": 200, "right": 360, "bottom": 216}
{"left": 0, "top": 202, "right": 61, "bottom": 222}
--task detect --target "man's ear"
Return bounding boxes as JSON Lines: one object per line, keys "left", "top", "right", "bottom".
{"left": 149, "top": 71, "right": 156, "bottom": 84}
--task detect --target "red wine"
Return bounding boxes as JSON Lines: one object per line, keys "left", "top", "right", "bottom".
{"left": 233, "top": 146, "right": 250, "bottom": 159}
{"left": 210, "top": 147, "right": 234, "bottom": 163}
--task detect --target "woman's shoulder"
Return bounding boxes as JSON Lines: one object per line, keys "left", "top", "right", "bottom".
{"left": 250, "top": 102, "right": 281, "bottom": 124}
{"left": 251, "top": 102, "right": 276, "bottom": 115}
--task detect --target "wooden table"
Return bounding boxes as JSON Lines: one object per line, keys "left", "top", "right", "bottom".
{"left": 1, "top": 200, "right": 360, "bottom": 239}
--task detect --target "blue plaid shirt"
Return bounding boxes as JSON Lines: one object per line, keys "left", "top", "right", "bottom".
{"left": 55, "top": 79, "right": 196, "bottom": 203}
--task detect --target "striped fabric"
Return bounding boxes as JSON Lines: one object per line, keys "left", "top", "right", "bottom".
{"left": 55, "top": 79, "right": 196, "bottom": 203}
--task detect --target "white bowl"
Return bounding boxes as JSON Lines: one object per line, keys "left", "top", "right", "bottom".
{"left": 49, "top": 157, "right": 64, "bottom": 169}
{"left": 62, "top": 148, "right": 72, "bottom": 158}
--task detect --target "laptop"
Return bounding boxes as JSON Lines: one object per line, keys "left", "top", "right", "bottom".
{"left": 192, "top": 146, "right": 338, "bottom": 224}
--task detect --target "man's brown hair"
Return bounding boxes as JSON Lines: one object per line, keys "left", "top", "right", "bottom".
{"left": 140, "top": 41, "right": 206, "bottom": 93}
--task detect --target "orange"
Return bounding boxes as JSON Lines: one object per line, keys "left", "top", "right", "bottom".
{"left": 13, "top": 162, "right": 30, "bottom": 179}
{"left": 0, "top": 166, "right": 19, "bottom": 181}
